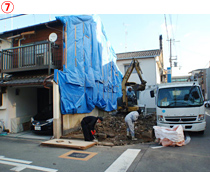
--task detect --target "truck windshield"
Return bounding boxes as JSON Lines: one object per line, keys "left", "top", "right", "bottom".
{"left": 157, "top": 86, "right": 204, "bottom": 108}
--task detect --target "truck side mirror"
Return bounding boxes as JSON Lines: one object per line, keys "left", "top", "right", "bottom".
{"left": 150, "top": 90, "right": 155, "bottom": 98}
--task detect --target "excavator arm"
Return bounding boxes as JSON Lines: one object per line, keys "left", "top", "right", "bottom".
{"left": 120, "top": 58, "right": 147, "bottom": 111}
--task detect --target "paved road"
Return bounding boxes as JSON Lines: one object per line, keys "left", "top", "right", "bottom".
{"left": 0, "top": 109, "right": 210, "bottom": 172}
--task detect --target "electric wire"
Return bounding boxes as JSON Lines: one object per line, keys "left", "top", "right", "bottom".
{"left": 0, "top": 14, "right": 26, "bottom": 21}
{"left": 164, "top": 14, "right": 169, "bottom": 40}
{"left": 164, "top": 14, "right": 170, "bottom": 56}
{"left": 169, "top": 14, "right": 175, "bottom": 40}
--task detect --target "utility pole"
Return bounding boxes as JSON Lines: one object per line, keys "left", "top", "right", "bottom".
{"left": 169, "top": 39, "right": 172, "bottom": 68}
{"left": 167, "top": 39, "right": 179, "bottom": 71}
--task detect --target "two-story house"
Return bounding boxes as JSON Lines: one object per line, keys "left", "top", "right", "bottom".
{"left": 0, "top": 20, "right": 64, "bottom": 134}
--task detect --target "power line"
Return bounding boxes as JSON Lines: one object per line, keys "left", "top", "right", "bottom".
{"left": 169, "top": 14, "right": 179, "bottom": 61}
{"left": 164, "top": 14, "right": 169, "bottom": 40}
{"left": 0, "top": 14, "right": 26, "bottom": 21}
{"left": 169, "top": 14, "right": 175, "bottom": 40}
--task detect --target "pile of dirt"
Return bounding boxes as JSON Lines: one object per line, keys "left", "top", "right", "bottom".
{"left": 65, "top": 113, "right": 157, "bottom": 146}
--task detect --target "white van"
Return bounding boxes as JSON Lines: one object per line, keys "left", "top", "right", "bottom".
{"left": 151, "top": 82, "right": 206, "bottom": 134}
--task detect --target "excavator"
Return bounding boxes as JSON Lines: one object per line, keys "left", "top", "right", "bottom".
{"left": 117, "top": 58, "right": 147, "bottom": 113}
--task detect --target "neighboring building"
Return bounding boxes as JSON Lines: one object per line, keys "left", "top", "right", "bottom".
{"left": 189, "top": 68, "right": 210, "bottom": 100}
{"left": 116, "top": 35, "right": 165, "bottom": 112}
{"left": 172, "top": 75, "right": 191, "bottom": 83}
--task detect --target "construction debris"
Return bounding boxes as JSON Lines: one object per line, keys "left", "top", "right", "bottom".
{"left": 63, "top": 112, "right": 157, "bottom": 146}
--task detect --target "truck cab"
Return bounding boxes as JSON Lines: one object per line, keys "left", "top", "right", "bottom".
{"left": 151, "top": 82, "right": 206, "bottom": 133}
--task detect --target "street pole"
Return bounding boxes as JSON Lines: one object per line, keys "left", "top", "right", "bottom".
{"left": 170, "top": 39, "right": 172, "bottom": 69}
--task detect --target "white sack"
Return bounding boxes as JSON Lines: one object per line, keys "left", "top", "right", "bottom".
{"left": 153, "top": 125, "right": 185, "bottom": 146}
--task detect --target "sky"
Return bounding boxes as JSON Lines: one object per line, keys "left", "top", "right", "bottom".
{"left": 0, "top": 4, "right": 210, "bottom": 77}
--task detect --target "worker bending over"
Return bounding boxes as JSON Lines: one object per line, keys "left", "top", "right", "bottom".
{"left": 125, "top": 111, "right": 139, "bottom": 140}
{"left": 81, "top": 116, "right": 103, "bottom": 141}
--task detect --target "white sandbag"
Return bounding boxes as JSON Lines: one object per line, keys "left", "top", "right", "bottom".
{"left": 153, "top": 125, "right": 185, "bottom": 146}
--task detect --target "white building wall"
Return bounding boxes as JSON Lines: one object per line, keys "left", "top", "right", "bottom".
{"left": 117, "top": 57, "right": 161, "bottom": 111}
{"left": 117, "top": 58, "right": 157, "bottom": 87}
{"left": 207, "top": 68, "right": 210, "bottom": 100}
{"left": 0, "top": 87, "right": 37, "bottom": 133}
{"left": 156, "top": 62, "right": 161, "bottom": 84}
{"left": 0, "top": 39, "right": 12, "bottom": 50}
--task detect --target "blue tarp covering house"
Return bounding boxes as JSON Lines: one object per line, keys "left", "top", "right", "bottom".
{"left": 54, "top": 15, "right": 122, "bottom": 114}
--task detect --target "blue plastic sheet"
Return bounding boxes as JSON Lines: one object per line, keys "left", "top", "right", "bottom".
{"left": 54, "top": 15, "right": 122, "bottom": 114}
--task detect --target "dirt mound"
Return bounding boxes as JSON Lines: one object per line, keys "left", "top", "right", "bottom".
{"left": 95, "top": 113, "right": 157, "bottom": 146}
{"left": 65, "top": 113, "right": 157, "bottom": 146}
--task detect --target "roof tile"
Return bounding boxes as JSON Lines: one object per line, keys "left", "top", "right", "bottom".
{"left": 117, "top": 49, "right": 161, "bottom": 60}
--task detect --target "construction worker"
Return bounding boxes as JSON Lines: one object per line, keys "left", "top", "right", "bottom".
{"left": 125, "top": 111, "right": 139, "bottom": 140}
{"left": 127, "top": 87, "right": 135, "bottom": 98}
{"left": 127, "top": 87, "right": 136, "bottom": 104}
{"left": 81, "top": 116, "right": 103, "bottom": 141}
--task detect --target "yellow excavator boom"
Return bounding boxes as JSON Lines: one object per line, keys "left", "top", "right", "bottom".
{"left": 118, "top": 58, "right": 147, "bottom": 112}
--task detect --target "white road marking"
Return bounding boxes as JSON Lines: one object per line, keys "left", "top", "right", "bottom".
{"left": 151, "top": 146, "right": 164, "bottom": 149}
{"left": 0, "top": 156, "right": 32, "bottom": 164}
{"left": 185, "top": 132, "right": 191, "bottom": 145}
{"left": 0, "top": 156, "right": 58, "bottom": 172}
{"left": 205, "top": 111, "right": 210, "bottom": 116}
{"left": 105, "top": 149, "right": 141, "bottom": 172}
{"left": 10, "top": 165, "right": 26, "bottom": 171}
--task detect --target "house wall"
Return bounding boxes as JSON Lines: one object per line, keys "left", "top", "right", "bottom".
{"left": 0, "top": 39, "right": 12, "bottom": 50}
{"left": 13, "top": 25, "right": 63, "bottom": 48}
{"left": 62, "top": 108, "right": 99, "bottom": 135}
{"left": 0, "top": 87, "right": 37, "bottom": 133}
{"left": 207, "top": 68, "right": 210, "bottom": 100}
{"left": 156, "top": 62, "right": 161, "bottom": 84}
{"left": 117, "top": 57, "right": 159, "bottom": 111}
{"left": 117, "top": 58, "right": 157, "bottom": 87}
{"left": 11, "top": 24, "right": 63, "bottom": 69}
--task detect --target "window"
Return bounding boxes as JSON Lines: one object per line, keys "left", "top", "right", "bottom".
{"left": 157, "top": 86, "right": 203, "bottom": 108}
{"left": 0, "top": 87, "right": 6, "bottom": 107}
{"left": 0, "top": 93, "right": 2, "bottom": 106}
{"left": 124, "top": 64, "right": 137, "bottom": 74}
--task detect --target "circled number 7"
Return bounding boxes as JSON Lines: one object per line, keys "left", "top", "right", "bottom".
{"left": 5, "top": 3, "right": 10, "bottom": 11}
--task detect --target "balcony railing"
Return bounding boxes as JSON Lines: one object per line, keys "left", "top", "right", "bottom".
{"left": 0, "top": 41, "right": 62, "bottom": 74}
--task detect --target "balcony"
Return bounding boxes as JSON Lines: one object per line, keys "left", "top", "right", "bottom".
{"left": 0, "top": 41, "right": 62, "bottom": 74}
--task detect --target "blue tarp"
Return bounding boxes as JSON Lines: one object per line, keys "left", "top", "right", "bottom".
{"left": 54, "top": 15, "right": 122, "bottom": 114}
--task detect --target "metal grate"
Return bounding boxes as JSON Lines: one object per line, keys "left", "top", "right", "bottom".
{"left": 165, "top": 116, "right": 197, "bottom": 122}
{"left": 68, "top": 152, "right": 89, "bottom": 159}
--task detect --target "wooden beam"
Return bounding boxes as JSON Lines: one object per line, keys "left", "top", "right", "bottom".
{"left": 21, "top": 31, "right": 35, "bottom": 36}
{"left": 41, "top": 139, "right": 96, "bottom": 150}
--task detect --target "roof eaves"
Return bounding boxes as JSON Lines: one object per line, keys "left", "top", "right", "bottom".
{"left": 117, "top": 55, "right": 158, "bottom": 61}
{"left": 0, "top": 20, "right": 58, "bottom": 35}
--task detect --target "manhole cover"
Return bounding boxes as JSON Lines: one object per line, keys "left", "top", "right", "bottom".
{"left": 59, "top": 151, "right": 97, "bottom": 161}
{"left": 68, "top": 152, "right": 89, "bottom": 158}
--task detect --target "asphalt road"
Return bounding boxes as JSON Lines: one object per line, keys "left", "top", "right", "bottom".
{"left": 0, "top": 108, "right": 210, "bottom": 172}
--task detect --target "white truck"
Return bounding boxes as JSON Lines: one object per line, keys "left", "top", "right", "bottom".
{"left": 150, "top": 82, "right": 206, "bottom": 134}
